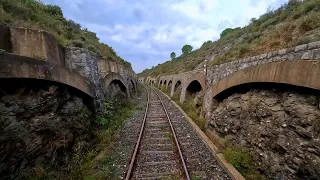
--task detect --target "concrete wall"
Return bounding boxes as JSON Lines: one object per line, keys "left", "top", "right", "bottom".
{"left": 0, "top": 25, "right": 137, "bottom": 114}
{"left": 0, "top": 51, "right": 92, "bottom": 96}
{"left": 9, "top": 27, "right": 64, "bottom": 65}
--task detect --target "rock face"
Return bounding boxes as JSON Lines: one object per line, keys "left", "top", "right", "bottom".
{"left": 65, "top": 47, "right": 104, "bottom": 113}
{"left": 0, "top": 82, "right": 94, "bottom": 179}
{"left": 209, "top": 89, "right": 320, "bottom": 179}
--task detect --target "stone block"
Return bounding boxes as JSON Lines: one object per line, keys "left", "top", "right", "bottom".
{"left": 288, "top": 53, "right": 295, "bottom": 61}
{"left": 286, "top": 47, "right": 295, "bottom": 53}
{"left": 301, "top": 51, "right": 313, "bottom": 60}
{"left": 278, "top": 49, "right": 287, "bottom": 55}
{"left": 295, "top": 44, "right": 308, "bottom": 52}
{"left": 260, "top": 53, "right": 268, "bottom": 59}
{"left": 313, "top": 49, "right": 320, "bottom": 60}
{"left": 308, "top": 41, "right": 320, "bottom": 50}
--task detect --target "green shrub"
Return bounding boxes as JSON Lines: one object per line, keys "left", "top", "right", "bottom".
{"left": 298, "top": 11, "right": 320, "bottom": 33}
{"left": 223, "top": 147, "right": 264, "bottom": 180}
{"left": 70, "top": 40, "right": 85, "bottom": 48}
{"left": 161, "top": 85, "right": 167, "bottom": 93}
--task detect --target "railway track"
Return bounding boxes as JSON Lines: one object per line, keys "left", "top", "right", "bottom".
{"left": 125, "top": 87, "right": 190, "bottom": 180}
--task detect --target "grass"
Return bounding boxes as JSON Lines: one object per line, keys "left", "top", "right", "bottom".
{"left": 0, "top": 0, "right": 131, "bottom": 67}
{"left": 138, "top": 0, "right": 320, "bottom": 77}
{"left": 223, "top": 147, "right": 265, "bottom": 180}
{"left": 161, "top": 84, "right": 167, "bottom": 93}
{"left": 173, "top": 97, "right": 206, "bottom": 131}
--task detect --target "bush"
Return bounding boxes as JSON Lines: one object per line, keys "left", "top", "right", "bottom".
{"left": 298, "top": 11, "right": 320, "bottom": 33}
{"left": 70, "top": 40, "right": 84, "bottom": 48}
{"left": 223, "top": 147, "right": 264, "bottom": 180}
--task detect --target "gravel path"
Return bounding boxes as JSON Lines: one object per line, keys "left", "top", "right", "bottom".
{"left": 156, "top": 89, "right": 231, "bottom": 180}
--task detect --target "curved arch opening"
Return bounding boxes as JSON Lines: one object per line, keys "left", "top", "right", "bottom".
{"left": 129, "top": 79, "right": 136, "bottom": 94}
{"left": 105, "top": 79, "right": 127, "bottom": 98}
{"left": 167, "top": 80, "right": 172, "bottom": 93}
{"left": 173, "top": 80, "right": 182, "bottom": 100}
{"left": 0, "top": 78, "right": 93, "bottom": 103}
{"left": 186, "top": 80, "right": 202, "bottom": 99}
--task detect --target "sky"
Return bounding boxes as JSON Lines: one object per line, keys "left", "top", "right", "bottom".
{"left": 42, "top": 0, "right": 288, "bottom": 73}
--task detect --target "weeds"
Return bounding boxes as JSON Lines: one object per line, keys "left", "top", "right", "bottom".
{"left": 161, "top": 85, "right": 167, "bottom": 93}
{"left": 174, "top": 98, "right": 206, "bottom": 131}
{"left": 223, "top": 147, "right": 265, "bottom": 180}
{"left": 57, "top": 95, "right": 137, "bottom": 179}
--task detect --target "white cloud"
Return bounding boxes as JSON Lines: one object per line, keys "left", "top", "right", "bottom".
{"left": 43, "top": 0, "right": 288, "bottom": 73}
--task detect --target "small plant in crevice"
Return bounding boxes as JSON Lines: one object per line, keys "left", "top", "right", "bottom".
{"left": 223, "top": 147, "right": 265, "bottom": 180}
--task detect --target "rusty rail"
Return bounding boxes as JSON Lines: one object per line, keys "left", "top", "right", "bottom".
{"left": 124, "top": 86, "right": 190, "bottom": 180}
{"left": 153, "top": 87, "right": 190, "bottom": 180}
{"left": 124, "top": 88, "right": 149, "bottom": 180}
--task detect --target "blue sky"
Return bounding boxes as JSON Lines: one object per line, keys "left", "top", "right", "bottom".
{"left": 42, "top": 0, "right": 287, "bottom": 73}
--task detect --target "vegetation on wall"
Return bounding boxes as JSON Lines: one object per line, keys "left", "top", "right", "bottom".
{"left": 139, "top": 0, "right": 320, "bottom": 77}
{"left": 0, "top": 0, "right": 131, "bottom": 67}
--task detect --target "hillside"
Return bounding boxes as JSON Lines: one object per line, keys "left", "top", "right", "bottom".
{"left": 139, "top": 0, "right": 320, "bottom": 77}
{"left": 0, "top": 0, "right": 131, "bottom": 67}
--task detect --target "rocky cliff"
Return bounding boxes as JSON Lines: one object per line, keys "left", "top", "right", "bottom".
{"left": 209, "top": 88, "right": 320, "bottom": 179}
{"left": 0, "top": 79, "right": 95, "bottom": 179}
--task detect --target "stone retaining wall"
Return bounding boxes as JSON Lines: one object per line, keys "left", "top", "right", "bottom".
{"left": 207, "top": 41, "right": 320, "bottom": 85}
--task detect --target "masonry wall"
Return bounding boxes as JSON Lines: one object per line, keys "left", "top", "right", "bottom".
{"left": 206, "top": 41, "right": 320, "bottom": 85}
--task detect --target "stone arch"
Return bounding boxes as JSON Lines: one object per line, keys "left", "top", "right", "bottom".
{"left": 186, "top": 80, "right": 202, "bottom": 97}
{"left": 167, "top": 80, "right": 172, "bottom": 93}
{"left": 129, "top": 79, "right": 137, "bottom": 95}
{"left": 159, "top": 80, "right": 163, "bottom": 88}
{"left": 102, "top": 72, "right": 129, "bottom": 98}
{"left": 179, "top": 80, "right": 204, "bottom": 103}
{"left": 171, "top": 80, "right": 182, "bottom": 98}
{"left": 203, "top": 60, "right": 320, "bottom": 119}
{"left": 0, "top": 54, "right": 93, "bottom": 97}
{"left": 180, "top": 73, "right": 206, "bottom": 102}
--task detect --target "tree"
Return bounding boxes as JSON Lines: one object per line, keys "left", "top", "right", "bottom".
{"left": 201, "top": 40, "right": 213, "bottom": 47}
{"left": 46, "top": 5, "right": 63, "bottom": 16}
{"left": 170, "top": 52, "right": 176, "bottom": 59}
{"left": 181, "top": 44, "right": 193, "bottom": 54}
{"left": 220, "top": 27, "right": 240, "bottom": 38}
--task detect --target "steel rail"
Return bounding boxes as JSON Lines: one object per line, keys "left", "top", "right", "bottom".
{"left": 124, "top": 88, "right": 150, "bottom": 180}
{"left": 152, "top": 87, "right": 191, "bottom": 180}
